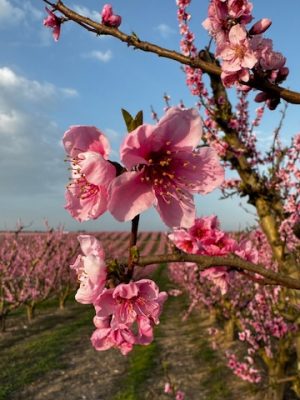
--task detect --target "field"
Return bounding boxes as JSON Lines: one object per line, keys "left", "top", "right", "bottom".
{"left": 0, "top": 231, "right": 295, "bottom": 400}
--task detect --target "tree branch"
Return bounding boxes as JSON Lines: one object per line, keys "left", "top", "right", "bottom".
{"left": 125, "top": 252, "right": 300, "bottom": 290}
{"left": 43, "top": 0, "right": 300, "bottom": 105}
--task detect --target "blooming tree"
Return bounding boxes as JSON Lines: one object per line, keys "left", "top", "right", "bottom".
{"left": 39, "top": 1, "right": 300, "bottom": 399}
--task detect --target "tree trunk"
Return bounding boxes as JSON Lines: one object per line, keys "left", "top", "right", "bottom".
{"left": 264, "top": 364, "right": 286, "bottom": 400}
{"left": 26, "top": 304, "right": 35, "bottom": 322}
{"left": 223, "top": 318, "right": 235, "bottom": 344}
{"left": 0, "top": 313, "right": 6, "bottom": 332}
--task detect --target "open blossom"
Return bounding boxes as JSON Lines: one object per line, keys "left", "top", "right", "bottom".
{"left": 91, "top": 279, "right": 168, "bottom": 354}
{"left": 220, "top": 24, "right": 257, "bottom": 72}
{"left": 63, "top": 126, "right": 116, "bottom": 222}
{"left": 70, "top": 235, "right": 107, "bottom": 304}
{"left": 101, "top": 4, "right": 122, "bottom": 28}
{"left": 96, "top": 280, "right": 167, "bottom": 325}
{"left": 108, "top": 107, "right": 224, "bottom": 228}
{"left": 43, "top": 7, "right": 61, "bottom": 41}
{"left": 203, "top": 0, "right": 253, "bottom": 45}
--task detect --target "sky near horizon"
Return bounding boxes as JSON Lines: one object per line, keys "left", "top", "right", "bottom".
{"left": 0, "top": 0, "right": 300, "bottom": 232}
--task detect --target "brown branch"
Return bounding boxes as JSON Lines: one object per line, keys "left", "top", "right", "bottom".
{"left": 126, "top": 252, "right": 300, "bottom": 290}
{"left": 43, "top": 0, "right": 300, "bottom": 105}
{"left": 127, "top": 215, "right": 140, "bottom": 276}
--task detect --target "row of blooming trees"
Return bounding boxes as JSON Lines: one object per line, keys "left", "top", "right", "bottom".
{"left": 40, "top": 1, "right": 300, "bottom": 399}
{"left": 0, "top": 226, "right": 79, "bottom": 330}
{"left": 0, "top": 229, "right": 165, "bottom": 332}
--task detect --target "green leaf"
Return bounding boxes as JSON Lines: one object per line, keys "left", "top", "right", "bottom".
{"left": 133, "top": 110, "right": 143, "bottom": 128}
{"left": 121, "top": 109, "right": 143, "bottom": 133}
{"left": 121, "top": 108, "right": 134, "bottom": 132}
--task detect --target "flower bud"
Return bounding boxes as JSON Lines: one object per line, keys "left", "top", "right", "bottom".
{"left": 249, "top": 18, "right": 272, "bottom": 35}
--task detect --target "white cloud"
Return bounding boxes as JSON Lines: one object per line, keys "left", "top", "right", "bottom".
{"left": 0, "top": 0, "right": 42, "bottom": 28}
{"left": 0, "top": 67, "right": 78, "bottom": 112}
{"left": 0, "top": 0, "right": 24, "bottom": 25}
{"left": 83, "top": 50, "right": 113, "bottom": 63}
{"left": 0, "top": 66, "right": 77, "bottom": 195}
{"left": 73, "top": 5, "right": 100, "bottom": 21}
{"left": 155, "top": 23, "right": 176, "bottom": 39}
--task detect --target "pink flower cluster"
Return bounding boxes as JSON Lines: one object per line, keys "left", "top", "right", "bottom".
{"left": 202, "top": 0, "right": 288, "bottom": 101}
{"left": 226, "top": 353, "right": 261, "bottom": 383}
{"left": 71, "top": 235, "right": 167, "bottom": 354}
{"left": 169, "top": 215, "right": 257, "bottom": 294}
{"left": 176, "top": 1, "right": 206, "bottom": 99}
{"left": 63, "top": 107, "right": 224, "bottom": 229}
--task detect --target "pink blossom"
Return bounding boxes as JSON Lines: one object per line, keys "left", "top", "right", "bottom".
{"left": 96, "top": 279, "right": 167, "bottom": 325}
{"left": 259, "top": 51, "right": 286, "bottom": 71}
{"left": 235, "top": 239, "right": 259, "bottom": 263}
{"left": 176, "top": 391, "right": 185, "bottom": 400}
{"left": 101, "top": 4, "right": 122, "bottom": 28}
{"left": 221, "top": 68, "right": 250, "bottom": 87}
{"left": 227, "top": 0, "right": 253, "bottom": 24}
{"left": 293, "top": 133, "right": 300, "bottom": 151}
{"left": 201, "top": 267, "right": 231, "bottom": 294}
{"left": 43, "top": 7, "right": 61, "bottom": 41}
{"left": 63, "top": 126, "right": 116, "bottom": 222}
{"left": 108, "top": 107, "right": 224, "bottom": 228}
{"left": 220, "top": 24, "right": 257, "bottom": 72}
{"left": 164, "top": 382, "right": 172, "bottom": 394}
{"left": 71, "top": 235, "right": 107, "bottom": 304}
{"left": 91, "top": 323, "right": 135, "bottom": 355}
{"left": 91, "top": 279, "right": 167, "bottom": 354}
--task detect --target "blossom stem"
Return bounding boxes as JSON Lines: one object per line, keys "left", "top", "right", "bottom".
{"left": 127, "top": 215, "right": 140, "bottom": 280}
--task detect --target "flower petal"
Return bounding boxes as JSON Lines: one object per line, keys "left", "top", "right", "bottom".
{"left": 108, "top": 171, "right": 155, "bottom": 221}
{"left": 175, "top": 147, "right": 224, "bottom": 194}
{"left": 121, "top": 124, "right": 156, "bottom": 169}
{"left": 155, "top": 107, "right": 202, "bottom": 149}
{"left": 155, "top": 191, "right": 195, "bottom": 228}
{"left": 79, "top": 151, "right": 116, "bottom": 186}
{"left": 78, "top": 235, "right": 105, "bottom": 259}
{"left": 63, "top": 126, "right": 110, "bottom": 159}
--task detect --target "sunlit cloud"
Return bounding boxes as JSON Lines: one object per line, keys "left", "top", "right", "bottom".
{"left": 154, "top": 23, "right": 176, "bottom": 39}
{"left": 83, "top": 50, "right": 113, "bottom": 63}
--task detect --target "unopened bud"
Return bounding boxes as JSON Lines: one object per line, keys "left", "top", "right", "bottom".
{"left": 276, "top": 67, "right": 289, "bottom": 83}
{"left": 249, "top": 18, "right": 272, "bottom": 35}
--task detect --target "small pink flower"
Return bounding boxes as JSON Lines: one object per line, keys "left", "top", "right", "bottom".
{"left": 108, "top": 107, "right": 224, "bottom": 228}
{"left": 91, "top": 279, "right": 167, "bottom": 354}
{"left": 101, "top": 4, "right": 122, "bottom": 28}
{"left": 176, "top": 391, "right": 185, "bottom": 400}
{"left": 220, "top": 24, "right": 257, "bottom": 72}
{"left": 96, "top": 279, "right": 167, "bottom": 325}
{"left": 164, "top": 382, "right": 172, "bottom": 394}
{"left": 71, "top": 235, "right": 107, "bottom": 304}
{"left": 43, "top": 7, "right": 61, "bottom": 42}
{"left": 63, "top": 126, "right": 116, "bottom": 222}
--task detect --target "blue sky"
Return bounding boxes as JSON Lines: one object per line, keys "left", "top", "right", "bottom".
{"left": 0, "top": 0, "right": 300, "bottom": 232}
